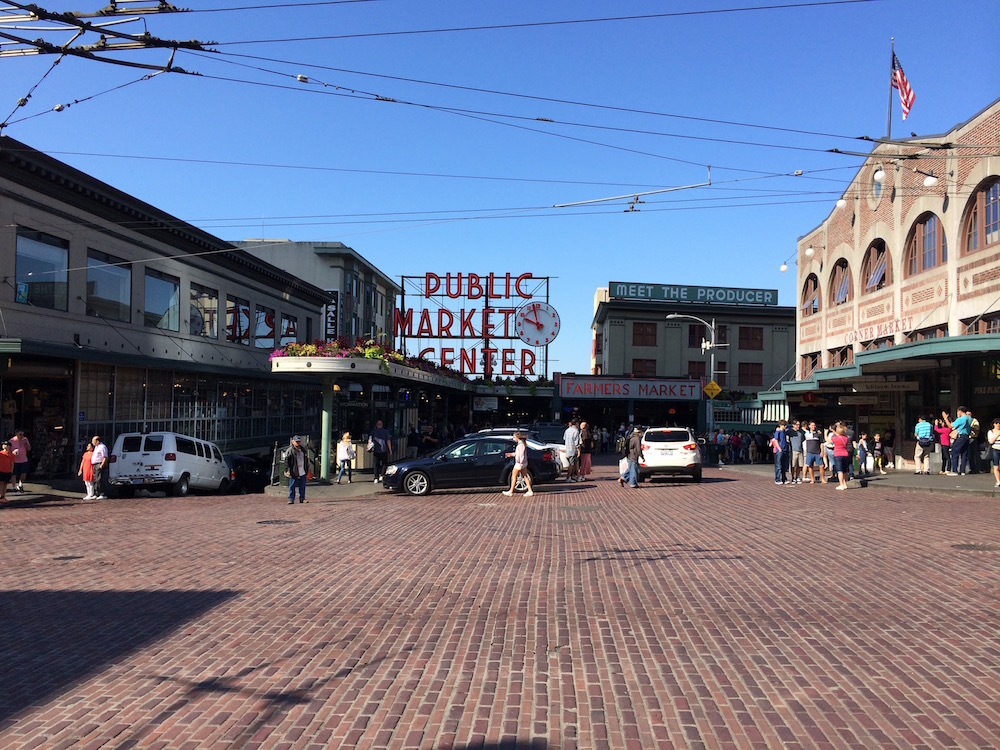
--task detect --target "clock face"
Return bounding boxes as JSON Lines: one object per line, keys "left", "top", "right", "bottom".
{"left": 516, "top": 301, "right": 560, "bottom": 345}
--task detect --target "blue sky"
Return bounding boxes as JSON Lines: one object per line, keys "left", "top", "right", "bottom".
{"left": 2, "top": 0, "right": 997, "bottom": 374}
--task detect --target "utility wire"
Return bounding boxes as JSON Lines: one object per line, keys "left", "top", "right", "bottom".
{"left": 212, "top": 0, "right": 883, "bottom": 44}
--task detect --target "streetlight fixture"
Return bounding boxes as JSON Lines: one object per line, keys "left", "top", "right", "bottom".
{"left": 666, "top": 313, "right": 721, "bottom": 437}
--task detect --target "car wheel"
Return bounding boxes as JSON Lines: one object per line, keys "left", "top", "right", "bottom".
{"left": 403, "top": 471, "right": 431, "bottom": 496}
{"left": 514, "top": 471, "right": 534, "bottom": 492}
{"left": 692, "top": 469, "right": 702, "bottom": 483}
{"left": 172, "top": 474, "right": 190, "bottom": 497}
{"left": 218, "top": 477, "right": 230, "bottom": 495}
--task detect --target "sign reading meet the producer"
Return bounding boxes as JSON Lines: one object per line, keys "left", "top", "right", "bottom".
{"left": 610, "top": 281, "right": 778, "bottom": 306}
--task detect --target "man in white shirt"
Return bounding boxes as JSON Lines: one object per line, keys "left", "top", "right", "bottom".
{"left": 563, "top": 419, "right": 581, "bottom": 482}
{"left": 90, "top": 435, "right": 109, "bottom": 500}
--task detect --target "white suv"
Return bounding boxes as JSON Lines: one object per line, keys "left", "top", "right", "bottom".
{"left": 638, "top": 427, "right": 702, "bottom": 483}
{"left": 109, "top": 431, "right": 230, "bottom": 496}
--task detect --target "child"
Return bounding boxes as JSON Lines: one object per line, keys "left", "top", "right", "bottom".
{"left": 872, "top": 432, "right": 886, "bottom": 475}
{"left": 78, "top": 442, "right": 95, "bottom": 499}
{"left": 0, "top": 441, "right": 14, "bottom": 501}
{"left": 857, "top": 431, "right": 870, "bottom": 477}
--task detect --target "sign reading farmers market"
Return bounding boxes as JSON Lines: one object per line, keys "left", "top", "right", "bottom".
{"left": 609, "top": 281, "right": 778, "bottom": 306}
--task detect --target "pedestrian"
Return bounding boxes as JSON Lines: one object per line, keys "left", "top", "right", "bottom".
{"left": 988, "top": 419, "right": 1000, "bottom": 489}
{"left": 501, "top": 431, "right": 534, "bottom": 497}
{"left": 788, "top": 419, "right": 805, "bottom": 484}
{"left": 832, "top": 423, "right": 851, "bottom": 490}
{"left": 748, "top": 436, "right": 758, "bottom": 464}
{"left": 579, "top": 421, "right": 593, "bottom": 480}
{"left": 336, "top": 431, "right": 356, "bottom": 484}
{"left": 370, "top": 419, "right": 392, "bottom": 483}
{"left": 90, "top": 435, "right": 108, "bottom": 499}
{"left": 600, "top": 427, "right": 609, "bottom": 455}
{"left": 771, "top": 419, "right": 790, "bottom": 485}
{"left": 803, "top": 421, "right": 825, "bottom": 484}
{"left": 563, "top": 418, "right": 581, "bottom": 482}
{"left": 967, "top": 408, "right": 983, "bottom": 474}
{"left": 913, "top": 415, "right": 933, "bottom": 475}
{"left": 883, "top": 426, "right": 896, "bottom": 469}
{"left": 9, "top": 429, "right": 30, "bottom": 493}
{"left": 857, "top": 431, "right": 870, "bottom": 477}
{"left": 406, "top": 423, "right": 420, "bottom": 459}
{"left": 78, "top": 442, "right": 95, "bottom": 499}
{"left": 284, "top": 435, "right": 308, "bottom": 503}
{"left": 823, "top": 424, "right": 836, "bottom": 481}
{"left": 420, "top": 424, "right": 438, "bottom": 457}
{"left": 934, "top": 414, "right": 952, "bottom": 474}
{"left": 0, "top": 441, "right": 14, "bottom": 501}
{"left": 948, "top": 406, "right": 973, "bottom": 476}
{"left": 872, "top": 432, "right": 886, "bottom": 474}
{"left": 620, "top": 426, "right": 643, "bottom": 489}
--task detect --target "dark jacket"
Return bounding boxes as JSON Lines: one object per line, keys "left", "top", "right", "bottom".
{"left": 285, "top": 444, "right": 308, "bottom": 478}
{"left": 627, "top": 431, "right": 644, "bottom": 462}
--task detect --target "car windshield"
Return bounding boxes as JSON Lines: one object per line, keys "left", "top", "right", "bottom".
{"left": 644, "top": 430, "right": 692, "bottom": 443}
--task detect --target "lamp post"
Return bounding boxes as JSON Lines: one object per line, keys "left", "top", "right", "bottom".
{"left": 666, "top": 313, "right": 718, "bottom": 435}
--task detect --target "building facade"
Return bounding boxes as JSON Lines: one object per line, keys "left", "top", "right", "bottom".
{"left": 0, "top": 137, "right": 330, "bottom": 475}
{"left": 589, "top": 282, "right": 796, "bottom": 430}
{"left": 785, "top": 97, "right": 1000, "bottom": 458}
{"left": 236, "top": 240, "right": 398, "bottom": 346}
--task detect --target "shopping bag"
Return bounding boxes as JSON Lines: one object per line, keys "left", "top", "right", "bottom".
{"left": 618, "top": 457, "right": 629, "bottom": 475}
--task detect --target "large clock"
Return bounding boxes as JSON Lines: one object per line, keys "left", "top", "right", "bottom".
{"left": 516, "top": 301, "right": 560, "bottom": 345}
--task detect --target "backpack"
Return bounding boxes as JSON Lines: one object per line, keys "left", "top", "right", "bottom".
{"left": 616, "top": 435, "right": 628, "bottom": 458}
{"left": 970, "top": 418, "right": 980, "bottom": 439}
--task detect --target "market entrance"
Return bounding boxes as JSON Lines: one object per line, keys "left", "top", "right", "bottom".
{"left": 1, "top": 366, "right": 73, "bottom": 477}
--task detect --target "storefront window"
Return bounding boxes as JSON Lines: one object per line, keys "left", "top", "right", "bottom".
{"left": 16, "top": 229, "right": 68, "bottom": 311}
{"left": 191, "top": 283, "right": 218, "bottom": 338}
{"left": 144, "top": 269, "right": 180, "bottom": 330}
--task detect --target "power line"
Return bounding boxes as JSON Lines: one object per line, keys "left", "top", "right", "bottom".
{"left": 211, "top": 0, "right": 883, "bottom": 44}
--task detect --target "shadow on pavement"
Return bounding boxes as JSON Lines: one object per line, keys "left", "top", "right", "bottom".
{"left": 0, "top": 589, "right": 239, "bottom": 724}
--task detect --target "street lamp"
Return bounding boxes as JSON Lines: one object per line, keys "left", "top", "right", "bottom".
{"left": 666, "top": 313, "right": 719, "bottom": 436}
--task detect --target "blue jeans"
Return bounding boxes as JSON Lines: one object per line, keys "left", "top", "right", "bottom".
{"left": 627, "top": 458, "right": 639, "bottom": 487}
{"left": 288, "top": 475, "right": 306, "bottom": 502}
{"left": 337, "top": 460, "right": 352, "bottom": 482}
{"left": 774, "top": 450, "right": 789, "bottom": 482}
{"left": 951, "top": 434, "right": 970, "bottom": 474}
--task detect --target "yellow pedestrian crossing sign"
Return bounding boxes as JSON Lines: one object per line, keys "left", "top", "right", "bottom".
{"left": 703, "top": 380, "right": 722, "bottom": 399}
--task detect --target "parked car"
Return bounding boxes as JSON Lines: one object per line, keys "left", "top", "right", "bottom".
{"left": 472, "top": 427, "right": 569, "bottom": 471}
{"left": 638, "top": 427, "right": 703, "bottom": 482}
{"left": 383, "top": 435, "right": 561, "bottom": 496}
{"left": 109, "top": 431, "right": 229, "bottom": 496}
{"left": 223, "top": 453, "right": 269, "bottom": 494}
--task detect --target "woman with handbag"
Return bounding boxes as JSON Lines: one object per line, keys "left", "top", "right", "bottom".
{"left": 336, "top": 431, "right": 356, "bottom": 484}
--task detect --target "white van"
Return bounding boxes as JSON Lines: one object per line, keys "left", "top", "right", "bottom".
{"left": 109, "top": 432, "right": 229, "bottom": 497}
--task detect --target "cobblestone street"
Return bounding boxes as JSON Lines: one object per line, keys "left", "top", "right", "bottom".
{"left": 3, "top": 461, "right": 1000, "bottom": 749}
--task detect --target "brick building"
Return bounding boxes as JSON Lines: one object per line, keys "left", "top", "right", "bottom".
{"left": 783, "top": 97, "right": 1000, "bottom": 460}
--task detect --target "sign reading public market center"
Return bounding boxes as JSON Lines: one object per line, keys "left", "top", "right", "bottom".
{"left": 610, "top": 282, "right": 778, "bottom": 306}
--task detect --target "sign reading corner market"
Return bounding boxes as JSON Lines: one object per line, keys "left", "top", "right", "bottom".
{"left": 560, "top": 375, "right": 701, "bottom": 401}
{"left": 610, "top": 281, "right": 778, "bottom": 306}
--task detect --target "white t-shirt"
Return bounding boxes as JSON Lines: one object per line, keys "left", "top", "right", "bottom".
{"left": 91, "top": 443, "right": 108, "bottom": 465}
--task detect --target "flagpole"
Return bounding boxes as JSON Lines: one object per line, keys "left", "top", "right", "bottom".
{"left": 886, "top": 38, "right": 895, "bottom": 140}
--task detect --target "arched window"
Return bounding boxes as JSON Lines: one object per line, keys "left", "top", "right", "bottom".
{"left": 800, "top": 274, "right": 820, "bottom": 317}
{"left": 828, "top": 260, "right": 853, "bottom": 307}
{"left": 904, "top": 212, "right": 947, "bottom": 277}
{"left": 861, "top": 240, "right": 891, "bottom": 293}
{"left": 963, "top": 178, "right": 1000, "bottom": 255}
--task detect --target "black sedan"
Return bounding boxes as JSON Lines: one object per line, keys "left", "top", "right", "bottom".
{"left": 382, "top": 435, "right": 561, "bottom": 496}
{"left": 222, "top": 453, "right": 269, "bottom": 494}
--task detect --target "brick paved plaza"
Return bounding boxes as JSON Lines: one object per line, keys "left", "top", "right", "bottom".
{"left": 3, "top": 460, "right": 1000, "bottom": 749}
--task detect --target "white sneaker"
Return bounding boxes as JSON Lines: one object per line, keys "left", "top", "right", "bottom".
{"left": 96, "top": 494, "right": 108, "bottom": 500}
{"left": 501, "top": 490, "right": 513, "bottom": 496}
{"left": 374, "top": 478, "right": 380, "bottom": 483}
{"left": 525, "top": 491, "right": 534, "bottom": 497}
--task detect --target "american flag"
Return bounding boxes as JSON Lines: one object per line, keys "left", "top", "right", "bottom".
{"left": 891, "top": 52, "right": 915, "bottom": 120}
